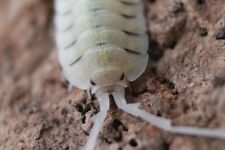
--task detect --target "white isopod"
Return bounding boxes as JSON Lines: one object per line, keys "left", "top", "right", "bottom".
{"left": 55, "top": 0, "right": 225, "bottom": 149}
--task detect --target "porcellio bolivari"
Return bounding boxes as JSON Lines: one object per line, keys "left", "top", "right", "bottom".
{"left": 55, "top": 0, "right": 225, "bottom": 149}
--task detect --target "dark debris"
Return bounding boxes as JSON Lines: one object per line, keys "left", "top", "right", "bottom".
{"left": 199, "top": 27, "right": 208, "bottom": 37}
{"left": 129, "top": 139, "right": 138, "bottom": 147}
{"left": 215, "top": 28, "right": 225, "bottom": 40}
{"left": 213, "top": 76, "right": 225, "bottom": 88}
{"left": 196, "top": 0, "right": 206, "bottom": 5}
{"left": 171, "top": 2, "right": 185, "bottom": 14}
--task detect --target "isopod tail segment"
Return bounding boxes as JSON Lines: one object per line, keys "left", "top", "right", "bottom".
{"left": 85, "top": 85, "right": 225, "bottom": 150}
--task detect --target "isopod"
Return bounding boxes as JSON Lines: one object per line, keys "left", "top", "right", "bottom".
{"left": 55, "top": 0, "right": 225, "bottom": 149}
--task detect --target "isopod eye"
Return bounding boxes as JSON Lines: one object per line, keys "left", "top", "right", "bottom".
{"left": 90, "top": 80, "right": 96, "bottom": 86}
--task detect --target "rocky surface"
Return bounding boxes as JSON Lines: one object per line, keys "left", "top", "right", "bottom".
{"left": 0, "top": 0, "right": 225, "bottom": 150}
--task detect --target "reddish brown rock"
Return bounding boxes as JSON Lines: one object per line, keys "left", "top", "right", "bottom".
{"left": 1, "top": 0, "right": 225, "bottom": 150}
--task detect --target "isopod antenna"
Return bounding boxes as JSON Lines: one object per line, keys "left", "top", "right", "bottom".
{"left": 112, "top": 87, "right": 225, "bottom": 140}
{"left": 84, "top": 92, "right": 110, "bottom": 150}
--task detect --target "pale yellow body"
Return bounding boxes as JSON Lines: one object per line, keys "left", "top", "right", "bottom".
{"left": 55, "top": 0, "right": 149, "bottom": 90}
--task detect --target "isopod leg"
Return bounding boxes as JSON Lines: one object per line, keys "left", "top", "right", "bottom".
{"left": 126, "top": 77, "right": 133, "bottom": 94}
{"left": 84, "top": 92, "right": 110, "bottom": 150}
{"left": 112, "top": 87, "right": 225, "bottom": 140}
{"left": 68, "top": 83, "right": 73, "bottom": 92}
{"left": 87, "top": 88, "right": 92, "bottom": 100}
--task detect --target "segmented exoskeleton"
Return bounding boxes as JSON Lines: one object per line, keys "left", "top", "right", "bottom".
{"left": 55, "top": 0, "right": 225, "bottom": 150}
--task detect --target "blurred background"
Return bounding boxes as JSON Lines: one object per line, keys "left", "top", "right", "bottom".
{"left": 0, "top": 0, "right": 225, "bottom": 150}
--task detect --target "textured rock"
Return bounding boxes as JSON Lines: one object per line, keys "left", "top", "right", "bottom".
{"left": 0, "top": 0, "right": 225, "bottom": 150}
